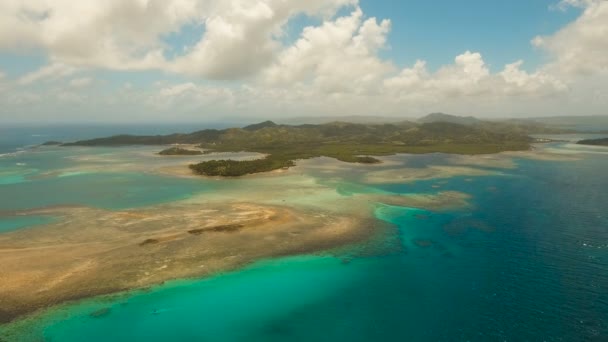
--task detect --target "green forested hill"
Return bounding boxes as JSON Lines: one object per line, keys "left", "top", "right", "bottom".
{"left": 64, "top": 120, "right": 532, "bottom": 176}
{"left": 577, "top": 138, "right": 608, "bottom": 146}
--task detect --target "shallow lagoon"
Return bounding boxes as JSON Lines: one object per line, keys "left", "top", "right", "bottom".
{"left": 1, "top": 139, "right": 607, "bottom": 341}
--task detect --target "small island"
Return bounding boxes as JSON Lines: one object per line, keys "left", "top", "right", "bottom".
{"left": 577, "top": 137, "right": 608, "bottom": 146}
{"left": 41, "top": 141, "right": 63, "bottom": 146}
{"left": 190, "top": 156, "right": 294, "bottom": 177}
{"left": 158, "top": 147, "right": 203, "bottom": 156}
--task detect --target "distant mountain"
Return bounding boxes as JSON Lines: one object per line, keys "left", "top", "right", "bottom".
{"left": 416, "top": 113, "right": 575, "bottom": 134}
{"left": 243, "top": 120, "right": 278, "bottom": 131}
{"left": 417, "top": 113, "right": 483, "bottom": 125}
{"left": 280, "top": 116, "right": 415, "bottom": 125}
{"left": 62, "top": 119, "right": 536, "bottom": 176}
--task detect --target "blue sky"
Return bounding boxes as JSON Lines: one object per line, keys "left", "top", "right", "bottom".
{"left": 359, "top": 0, "right": 582, "bottom": 71}
{"left": 0, "top": 0, "right": 606, "bottom": 122}
{"left": 1, "top": 0, "right": 582, "bottom": 76}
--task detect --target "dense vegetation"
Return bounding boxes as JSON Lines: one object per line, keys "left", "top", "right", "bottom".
{"left": 41, "top": 141, "right": 63, "bottom": 146}
{"left": 158, "top": 147, "right": 203, "bottom": 155}
{"left": 418, "top": 113, "right": 575, "bottom": 134}
{"left": 189, "top": 156, "right": 295, "bottom": 177}
{"left": 65, "top": 118, "right": 534, "bottom": 176}
{"left": 577, "top": 138, "right": 608, "bottom": 146}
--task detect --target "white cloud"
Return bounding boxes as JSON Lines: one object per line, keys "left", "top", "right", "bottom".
{"left": 499, "top": 60, "right": 567, "bottom": 95}
{"left": 553, "top": 0, "right": 597, "bottom": 10}
{"left": 0, "top": 0, "right": 357, "bottom": 79}
{"left": 150, "top": 82, "right": 235, "bottom": 111}
{"left": 261, "top": 7, "right": 393, "bottom": 94}
{"left": 384, "top": 52, "right": 566, "bottom": 102}
{"left": 534, "top": 0, "right": 608, "bottom": 75}
{"left": 0, "top": 0, "right": 199, "bottom": 70}
{"left": 171, "top": 0, "right": 357, "bottom": 79}
{"left": 0, "top": 70, "right": 7, "bottom": 93}
{"left": 159, "top": 82, "right": 198, "bottom": 98}
{"left": 56, "top": 90, "right": 85, "bottom": 103}
{"left": 18, "top": 63, "right": 77, "bottom": 85}
{"left": 69, "top": 77, "right": 93, "bottom": 88}
{"left": 1, "top": 0, "right": 607, "bottom": 121}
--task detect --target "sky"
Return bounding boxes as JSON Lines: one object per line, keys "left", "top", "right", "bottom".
{"left": 0, "top": 0, "right": 607, "bottom": 123}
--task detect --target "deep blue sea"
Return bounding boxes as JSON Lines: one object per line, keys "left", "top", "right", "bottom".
{"left": 0, "top": 126, "right": 607, "bottom": 341}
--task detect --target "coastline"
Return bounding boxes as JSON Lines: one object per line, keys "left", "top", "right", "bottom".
{"left": 1, "top": 142, "right": 573, "bottom": 329}
{"left": 0, "top": 167, "right": 476, "bottom": 325}
{"left": 0, "top": 200, "right": 394, "bottom": 324}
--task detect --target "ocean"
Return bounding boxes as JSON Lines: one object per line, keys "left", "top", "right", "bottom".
{"left": 0, "top": 126, "right": 607, "bottom": 341}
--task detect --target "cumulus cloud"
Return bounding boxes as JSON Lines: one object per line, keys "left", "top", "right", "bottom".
{"left": 553, "top": 0, "right": 598, "bottom": 10}
{"left": 534, "top": 0, "right": 608, "bottom": 75}
{"left": 171, "top": 0, "right": 357, "bottom": 79}
{"left": 150, "top": 82, "right": 235, "bottom": 111}
{"left": 69, "top": 77, "right": 93, "bottom": 88}
{"left": 261, "top": 7, "right": 393, "bottom": 94}
{"left": 0, "top": 0, "right": 356, "bottom": 79}
{"left": 0, "top": 70, "right": 7, "bottom": 92}
{"left": 18, "top": 63, "right": 78, "bottom": 85}
{"left": 1, "top": 0, "right": 607, "bottom": 121}
{"left": 384, "top": 51, "right": 566, "bottom": 103}
{"left": 499, "top": 60, "right": 567, "bottom": 95}
{"left": 0, "top": 1, "right": 189, "bottom": 70}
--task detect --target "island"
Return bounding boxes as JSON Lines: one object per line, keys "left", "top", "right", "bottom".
{"left": 63, "top": 119, "right": 534, "bottom": 176}
{"left": 189, "top": 157, "right": 294, "bottom": 177}
{"left": 41, "top": 141, "right": 63, "bottom": 146}
{"left": 577, "top": 137, "right": 608, "bottom": 146}
{"left": 158, "top": 146, "right": 203, "bottom": 156}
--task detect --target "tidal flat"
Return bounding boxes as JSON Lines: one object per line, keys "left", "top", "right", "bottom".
{"left": 0, "top": 145, "right": 478, "bottom": 324}
{"left": 1, "top": 141, "right": 607, "bottom": 341}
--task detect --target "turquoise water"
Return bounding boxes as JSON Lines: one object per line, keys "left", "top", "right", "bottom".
{"left": 0, "top": 172, "right": 216, "bottom": 211}
{"left": 1, "top": 130, "right": 607, "bottom": 340}
{"left": 0, "top": 145, "right": 228, "bottom": 211}
{"left": 0, "top": 216, "right": 56, "bottom": 233}
{"left": 5, "top": 256, "right": 372, "bottom": 342}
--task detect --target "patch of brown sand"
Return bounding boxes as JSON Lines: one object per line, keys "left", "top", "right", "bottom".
{"left": 501, "top": 150, "right": 581, "bottom": 162}
{"left": 363, "top": 165, "right": 498, "bottom": 184}
{"left": 364, "top": 191, "right": 472, "bottom": 211}
{"left": 0, "top": 202, "right": 390, "bottom": 323}
{"left": 447, "top": 154, "right": 517, "bottom": 169}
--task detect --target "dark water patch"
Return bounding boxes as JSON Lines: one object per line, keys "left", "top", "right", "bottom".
{"left": 139, "top": 239, "right": 160, "bottom": 247}
{"left": 411, "top": 238, "right": 435, "bottom": 248}
{"left": 0, "top": 172, "right": 217, "bottom": 211}
{"left": 89, "top": 308, "right": 111, "bottom": 318}
{"left": 0, "top": 215, "right": 56, "bottom": 233}
{"left": 2, "top": 151, "right": 607, "bottom": 341}
{"left": 188, "top": 224, "right": 245, "bottom": 235}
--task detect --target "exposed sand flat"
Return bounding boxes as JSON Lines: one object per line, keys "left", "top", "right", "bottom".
{"left": 31, "top": 148, "right": 265, "bottom": 180}
{"left": 363, "top": 165, "right": 499, "bottom": 184}
{"left": 0, "top": 150, "right": 487, "bottom": 325}
{"left": 364, "top": 191, "right": 472, "bottom": 211}
{"left": 0, "top": 202, "right": 392, "bottom": 323}
{"left": 0, "top": 176, "right": 473, "bottom": 324}
{"left": 501, "top": 149, "right": 581, "bottom": 161}
{"left": 446, "top": 154, "right": 517, "bottom": 169}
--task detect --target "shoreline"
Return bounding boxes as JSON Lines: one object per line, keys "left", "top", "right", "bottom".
{"left": 0, "top": 184, "right": 474, "bottom": 325}
{"left": 0, "top": 200, "right": 396, "bottom": 324}
{"left": 0, "top": 143, "right": 548, "bottom": 328}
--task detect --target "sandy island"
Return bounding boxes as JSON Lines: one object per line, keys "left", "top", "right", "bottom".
{"left": 0, "top": 184, "right": 474, "bottom": 324}
{"left": 0, "top": 201, "right": 394, "bottom": 323}
{"left": 0, "top": 146, "right": 497, "bottom": 325}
